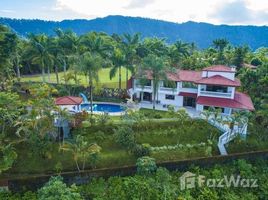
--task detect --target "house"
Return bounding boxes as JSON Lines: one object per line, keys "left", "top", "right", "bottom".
{"left": 55, "top": 96, "right": 83, "bottom": 113}
{"left": 128, "top": 65, "right": 254, "bottom": 115}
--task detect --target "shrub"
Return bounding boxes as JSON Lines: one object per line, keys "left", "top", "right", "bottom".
{"left": 37, "top": 176, "right": 83, "bottom": 200}
{"left": 93, "top": 131, "right": 106, "bottom": 141}
{"left": 114, "top": 125, "right": 136, "bottom": 150}
{"left": 97, "top": 112, "right": 110, "bottom": 125}
{"left": 121, "top": 110, "right": 145, "bottom": 123}
{"left": 132, "top": 144, "right": 151, "bottom": 157}
{"left": 136, "top": 156, "right": 157, "bottom": 175}
{"left": 81, "top": 120, "right": 91, "bottom": 128}
{"left": 72, "top": 111, "right": 88, "bottom": 128}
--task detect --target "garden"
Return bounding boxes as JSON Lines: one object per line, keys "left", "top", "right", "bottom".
{"left": 3, "top": 105, "right": 220, "bottom": 177}
{"left": 1, "top": 82, "right": 268, "bottom": 179}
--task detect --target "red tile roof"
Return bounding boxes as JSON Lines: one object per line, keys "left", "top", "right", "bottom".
{"left": 203, "top": 65, "right": 235, "bottom": 72}
{"left": 196, "top": 92, "right": 254, "bottom": 111}
{"left": 178, "top": 70, "right": 202, "bottom": 82}
{"left": 196, "top": 75, "right": 241, "bottom": 87}
{"left": 137, "top": 69, "right": 201, "bottom": 82}
{"left": 55, "top": 96, "right": 83, "bottom": 105}
{"left": 178, "top": 92, "right": 197, "bottom": 98}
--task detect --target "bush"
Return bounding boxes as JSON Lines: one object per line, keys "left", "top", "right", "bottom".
{"left": 97, "top": 112, "right": 110, "bottom": 125}
{"left": 93, "top": 131, "right": 106, "bottom": 141}
{"left": 136, "top": 156, "right": 157, "bottom": 175}
{"left": 132, "top": 144, "right": 151, "bottom": 157}
{"left": 114, "top": 125, "right": 136, "bottom": 150}
{"left": 37, "top": 176, "right": 83, "bottom": 200}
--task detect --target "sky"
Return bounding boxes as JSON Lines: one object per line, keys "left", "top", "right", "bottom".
{"left": 0, "top": 0, "right": 268, "bottom": 25}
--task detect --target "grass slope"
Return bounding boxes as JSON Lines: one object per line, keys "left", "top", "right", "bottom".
{"left": 21, "top": 68, "right": 130, "bottom": 89}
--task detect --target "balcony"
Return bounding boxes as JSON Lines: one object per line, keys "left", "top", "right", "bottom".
{"left": 159, "top": 87, "right": 177, "bottom": 93}
{"left": 199, "top": 90, "right": 232, "bottom": 98}
{"left": 135, "top": 85, "right": 152, "bottom": 91}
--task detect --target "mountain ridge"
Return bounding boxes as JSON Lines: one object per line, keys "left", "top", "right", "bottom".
{"left": 1, "top": 15, "right": 268, "bottom": 49}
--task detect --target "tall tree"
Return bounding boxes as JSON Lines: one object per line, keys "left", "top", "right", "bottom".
{"left": 78, "top": 52, "right": 103, "bottom": 114}
{"left": 55, "top": 29, "right": 80, "bottom": 85}
{"left": 0, "top": 25, "right": 17, "bottom": 89}
{"left": 232, "top": 46, "right": 249, "bottom": 70}
{"left": 110, "top": 47, "right": 126, "bottom": 89}
{"left": 140, "top": 54, "right": 169, "bottom": 110}
{"left": 122, "top": 33, "right": 140, "bottom": 88}
{"left": 169, "top": 40, "right": 190, "bottom": 68}
{"left": 212, "top": 38, "right": 229, "bottom": 64}
{"left": 25, "top": 34, "right": 53, "bottom": 83}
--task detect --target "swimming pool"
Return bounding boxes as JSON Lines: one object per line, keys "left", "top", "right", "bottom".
{"left": 81, "top": 103, "right": 126, "bottom": 113}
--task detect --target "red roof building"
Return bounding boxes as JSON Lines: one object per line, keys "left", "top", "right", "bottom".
{"left": 196, "top": 75, "right": 241, "bottom": 87}
{"left": 197, "top": 92, "right": 254, "bottom": 111}
{"left": 178, "top": 70, "right": 202, "bottom": 82}
{"left": 130, "top": 65, "right": 255, "bottom": 113}
{"left": 55, "top": 96, "right": 83, "bottom": 105}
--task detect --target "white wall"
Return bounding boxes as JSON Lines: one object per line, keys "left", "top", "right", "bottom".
{"left": 157, "top": 93, "right": 183, "bottom": 107}
{"left": 202, "top": 71, "right": 235, "bottom": 80}
{"left": 59, "top": 105, "right": 79, "bottom": 112}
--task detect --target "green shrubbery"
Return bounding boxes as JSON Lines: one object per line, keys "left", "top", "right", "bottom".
{"left": 2, "top": 159, "right": 267, "bottom": 199}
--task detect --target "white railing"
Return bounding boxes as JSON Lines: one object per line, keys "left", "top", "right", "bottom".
{"left": 159, "top": 87, "right": 176, "bottom": 92}
{"left": 135, "top": 85, "right": 152, "bottom": 90}
{"left": 206, "top": 118, "right": 247, "bottom": 155}
{"left": 200, "top": 91, "right": 232, "bottom": 98}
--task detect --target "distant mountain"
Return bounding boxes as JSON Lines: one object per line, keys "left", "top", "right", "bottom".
{"left": 1, "top": 15, "right": 268, "bottom": 49}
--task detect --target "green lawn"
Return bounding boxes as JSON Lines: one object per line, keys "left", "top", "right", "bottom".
{"left": 3, "top": 119, "right": 220, "bottom": 178}
{"left": 21, "top": 68, "right": 130, "bottom": 89}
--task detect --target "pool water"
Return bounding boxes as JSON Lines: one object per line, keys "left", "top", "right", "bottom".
{"left": 81, "top": 103, "right": 126, "bottom": 113}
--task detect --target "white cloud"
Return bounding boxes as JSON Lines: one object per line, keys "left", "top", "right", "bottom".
{"left": 3, "top": 0, "right": 268, "bottom": 25}
{"left": 125, "top": 0, "right": 155, "bottom": 9}
{"left": 43, "top": 0, "right": 267, "bottom": 24}
{"left": 0, "top": 9, "right": 15, "bottom": 13}
{"left": 210, "top": 0, "right": 268, "bottom": 25}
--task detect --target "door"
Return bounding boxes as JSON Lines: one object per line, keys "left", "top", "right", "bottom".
{"left": 183, "top": 97, "right": 196, "bottom": 107}
{"left": 142, "top": 92, "right": 152, "bottom": 102}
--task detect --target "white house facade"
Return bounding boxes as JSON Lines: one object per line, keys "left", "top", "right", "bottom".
{"left": 128, "top": 65, "right": 254, "bottom": 115}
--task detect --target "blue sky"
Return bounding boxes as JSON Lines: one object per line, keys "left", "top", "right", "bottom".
{"left": 1, "top": 0, "right": 268, "bottom": 25}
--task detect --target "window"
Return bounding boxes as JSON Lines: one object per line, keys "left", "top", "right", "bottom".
{"left": 144, "top": 80, "right": 151, "bottom": 86}
{"left": 206, "top": 85, "right": 228, "bottom": 93}
{"left": 182, "top": 82, "right": 197, "bottom": 88}
{"left": 165, "top": 94, "right": 175, "bottom": 100}
{"left": 163, "top": 81, "right": 176, "bottom": 88}
{"left": 136, "top": 79, "right": 151, "bottom": 87}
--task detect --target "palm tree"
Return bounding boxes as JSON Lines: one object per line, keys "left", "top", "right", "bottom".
{"left": 26, "top": 34, "right": 53, "bottom": 83}
{"left": 78, "top": 52, "right": 103, "bottom": 114}
{"left": 60, "top": 135, "right": 101, "bottom": 172}
{"left": 232, "top": 46, "right": 249, "bottom": 70}
{"left": 47, "top": 36, "right": 64, "bottom": 84}
{"left": 169, "top": 40, "right": 190, "bottom": 68}
{"left": 55, "top": 29, "right": 80, "bottom": 85}
{"left": 140, "top": 54, "right": 169, "bottom": 110}
{"left": 122, "top": 33, "right": 140, "bottom": 88}
{"left": 10, "top": 37, "right": 23, "bottom": 82}
{"left": 110, "top": 47, "right": 126, "bottom": 89}
{"left": 80, "top": 32, "right": 112, "bottom": 57}
{"left": 212, "top": 38, "right": 229, "bottom": 64}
